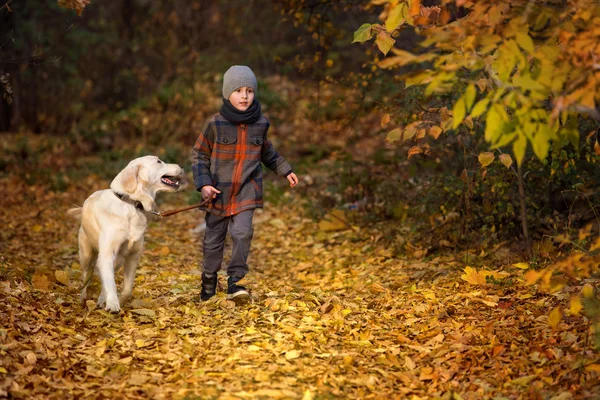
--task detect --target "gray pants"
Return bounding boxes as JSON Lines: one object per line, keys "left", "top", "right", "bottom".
{"left": 202, "top": 209, "right": 254, "bottom": 278}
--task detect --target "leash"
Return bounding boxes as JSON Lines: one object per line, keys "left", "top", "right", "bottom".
{"left": 158, "top": 198, "right": 212, "bottom": 219}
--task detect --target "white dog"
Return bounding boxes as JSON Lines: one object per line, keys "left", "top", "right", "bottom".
{"left": 68, "top": 156, "right": 184, "bottom": 312}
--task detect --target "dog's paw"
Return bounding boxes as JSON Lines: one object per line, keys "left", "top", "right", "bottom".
{"left": 118, "top": 293, "right": 132, "bottom": 305}
{"left": 96, "top": 293, "right": 106, "bottom": 308}
{"left": 104, "top": 298, "right": 121, "bottom": 313}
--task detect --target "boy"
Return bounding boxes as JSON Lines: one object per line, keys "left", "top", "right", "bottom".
{"left": 192, "top": 65, "right": 298, "bottom": 304}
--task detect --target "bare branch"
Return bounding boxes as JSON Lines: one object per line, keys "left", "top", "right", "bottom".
{"left": 0, "top": 24, "right": 73, "bottom": 65}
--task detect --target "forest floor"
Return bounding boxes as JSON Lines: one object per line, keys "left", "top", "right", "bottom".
{"left": 1, "top": 134, "right": 600, "bottom": 399}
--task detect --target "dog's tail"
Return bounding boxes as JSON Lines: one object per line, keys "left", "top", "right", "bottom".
{"left": 67, "top": 206, "right": 83, "bottom": 220}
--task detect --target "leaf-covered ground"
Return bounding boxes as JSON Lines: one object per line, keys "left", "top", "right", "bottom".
{"left": 1, "top": 136, "right": 600, "bottom": 399}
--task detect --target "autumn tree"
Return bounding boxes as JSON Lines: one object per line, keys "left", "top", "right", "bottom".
{"left": 354, "top": 0, "right": 600, "bottom": 252}
{"left": 355, "top": 0, "right": 600, "bottom": 342}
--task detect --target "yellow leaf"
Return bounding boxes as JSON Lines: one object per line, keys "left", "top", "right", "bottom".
{"left": 583, "top": 284, "right": 595, "bottom": 298}
{"left": 285, "top": 350, "right": 301, "bottom": 360}
{"left": 548, "top": 306, "right": 562, "bottom": 329}
{"left": 0, "top": 367, "right": 6, "bottom": 373}
{"left": 86, "top": 300, "right": 96, "bottom": 310}
{"left": 385, "top": 2, "right": 406, "bottom": 32}
{"left": 499, "top": 154, "right": 513, "bottom": 169}
{"left": 387, "top": 128, "right": 403, "bottom": 142}
{"left": 303, "top": 389, "right": 314, "bottom": 400}
{"left": 402, "top": 122, "right": 419, "bottom": 141}
{"left": 159, "top": 246, "right": 170, "bottom": 256}
{"left": 131, "top": 308, "right": 156, "bottom": 317}
{"left": 478, "top": 152, "right": 495, "bottom": 168}
{"left": 513, "top": 133, "right": 527, "bottom": 166}
{"left": 369, "top": 283, "right": 387, "bottom": 293}
{"left": 585, "top": 364, "right": 600, "bottom": 373}
{"left": 407, "top": 146, "right": 422, "bottom": 159}
{"left": 471, "top": 98, "right": 489, "bottom": 118}
{"left": 510, "top": 375, "right": 537, "bottom": 386}
{"left": 404, "top": 355, "right": 416, "bottom": 370}
{"left": 524, "top": 270, "right": 542, "bottom": 285}
{"left": 512, "top": 262, "right": 529, "bottom": 269}
{"left": 590, "top": 236, "right": 600, "bottom": 252}
{"left": 464, "top": 84, "right": 477, "bottom": 111}
{"left": 515, "top": 31, "right": 535, "bottom": 53}
{"left": 32, "top": 225, "right": 43, "bottom": 232}
{"left": 452, "top": 94, "right": 466, "bottom": 129}
{"left": 595, "top": 141, "right": 600, "bottom": 157}
{"left": 318, "top": 210, "right": 348, "bottom": 232}
{"left": 376, "top": 30, "right": 395, "bottom": 55}
{"left": 476, "top": 78, "right": 488, "bottom": 92}
{"left": 381, "top": 113, "right": 391, "bottom": 127}
{"left": 32, "top": 273, "right": 50, "bottom": 291}
{"left": 464, "top": 116, "right": 474, "bottom": 129}
{"left": 135, "top": 339, "right": 146, "bottom": 348}
{"left": 461, "top": 266, "right": 490, "bottom": 286}
{"left": 55, "top": 270, "right": 69, "bottom": 286}
{"left": 429, "top": 125, "right": 443, "bottom": 139}
{"left": 570, "top": 296, "right": 583, "bottom": 316}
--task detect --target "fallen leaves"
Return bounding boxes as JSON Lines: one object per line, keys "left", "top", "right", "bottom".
{"left": 55, "top": 270, "right": 70, "bottom": 286}
{"left": 460, "top": 266, "right": 507, "bottom": 285}
{"left": 1, "top": 144, "right": 599, "bottom": 399}
{"left": 31, "top": 273, "right": 50, "bottom": 291}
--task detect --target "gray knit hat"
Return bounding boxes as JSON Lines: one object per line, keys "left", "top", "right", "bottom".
{"left": 222, "top": 65, "right": 258, "bottom": 100}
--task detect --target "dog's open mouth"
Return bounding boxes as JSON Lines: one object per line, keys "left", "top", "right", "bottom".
{"left": 161, "top": 175, "right": 180, "bottom": 188}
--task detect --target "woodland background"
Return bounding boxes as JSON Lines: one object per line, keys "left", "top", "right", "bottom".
{"left": 1, "top": 0, "right": 600, "bottom": 398}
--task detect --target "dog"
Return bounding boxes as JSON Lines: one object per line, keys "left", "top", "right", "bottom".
{"left": 68, "top": 155, "right": 184, "bottom": 312}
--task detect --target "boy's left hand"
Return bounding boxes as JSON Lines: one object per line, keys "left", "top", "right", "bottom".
{"left": 287, "top": 173, "right": 298, "bottom": 188}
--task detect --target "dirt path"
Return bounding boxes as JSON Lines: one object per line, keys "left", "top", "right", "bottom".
{"left": 1, "top": 172, "right": 599, "bottom": 399}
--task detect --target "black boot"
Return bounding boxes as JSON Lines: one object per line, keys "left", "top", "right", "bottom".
{"left": 200, "top": 273, "right": 218, "bottom": 301}
{"left": 226, "top": 276, "right": 250, "bottom": 304}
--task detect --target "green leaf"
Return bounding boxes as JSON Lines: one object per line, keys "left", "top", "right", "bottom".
{"left": 353, "top": 23, "right": 373, "bottom": 43}
{"left": 386, "top": 3, "right": 406, "bottom": 32}
{"left": 471, "top": 98, "right": 490, "bottom": 118}
{"left": 513, "top": 132, "right": 527, "bottom": 166}
{"left": 516, "top": 31, "right": 535, "bottom": 53}
{"left": 375, "top": 31, "right": 395, "bottom": 55}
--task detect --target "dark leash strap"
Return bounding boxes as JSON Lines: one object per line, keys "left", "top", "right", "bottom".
{"left": 113, "top": 190, "right": 212, "bottom": 219}
{"left": 158, "top": 197, "right": 212, "bottom": 219}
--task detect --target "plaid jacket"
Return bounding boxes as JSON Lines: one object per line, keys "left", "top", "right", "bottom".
{"left": 192, "top": 113, "right": 292, "bottom": 216}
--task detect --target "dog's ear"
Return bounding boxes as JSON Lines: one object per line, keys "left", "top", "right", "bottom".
{"left": 110, "top": 164, "right": 140, "bottom": 195}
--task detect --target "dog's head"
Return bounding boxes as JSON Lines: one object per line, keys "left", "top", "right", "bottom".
{"left": 110, "top": 156, "right": 184, "bottom": 213}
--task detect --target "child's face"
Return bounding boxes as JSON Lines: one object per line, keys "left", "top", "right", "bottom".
{"left": 228, "top": 87, "right": 255, "bottom": 111}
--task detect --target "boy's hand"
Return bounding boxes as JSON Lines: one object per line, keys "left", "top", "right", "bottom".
{"left": 287, "top": 172, "right": 298, "bottom": 188}
{"left": 201, "top": 185, "right": 221, "bottom": 201}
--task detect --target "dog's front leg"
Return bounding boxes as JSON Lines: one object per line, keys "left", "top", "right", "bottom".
{"left": 119, "top": 242, "right": 143, "bottom": 305}
{"left": 97, "top": 242, "right": 120, "bottom": 313}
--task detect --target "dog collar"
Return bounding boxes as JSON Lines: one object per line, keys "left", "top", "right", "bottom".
{"left": 112, "top": 190, "right": 145, "bottom": 211}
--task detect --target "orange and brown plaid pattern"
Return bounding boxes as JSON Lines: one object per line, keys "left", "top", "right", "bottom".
{"left": 192, "top": 113, "right": 292, "bottom": 216}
